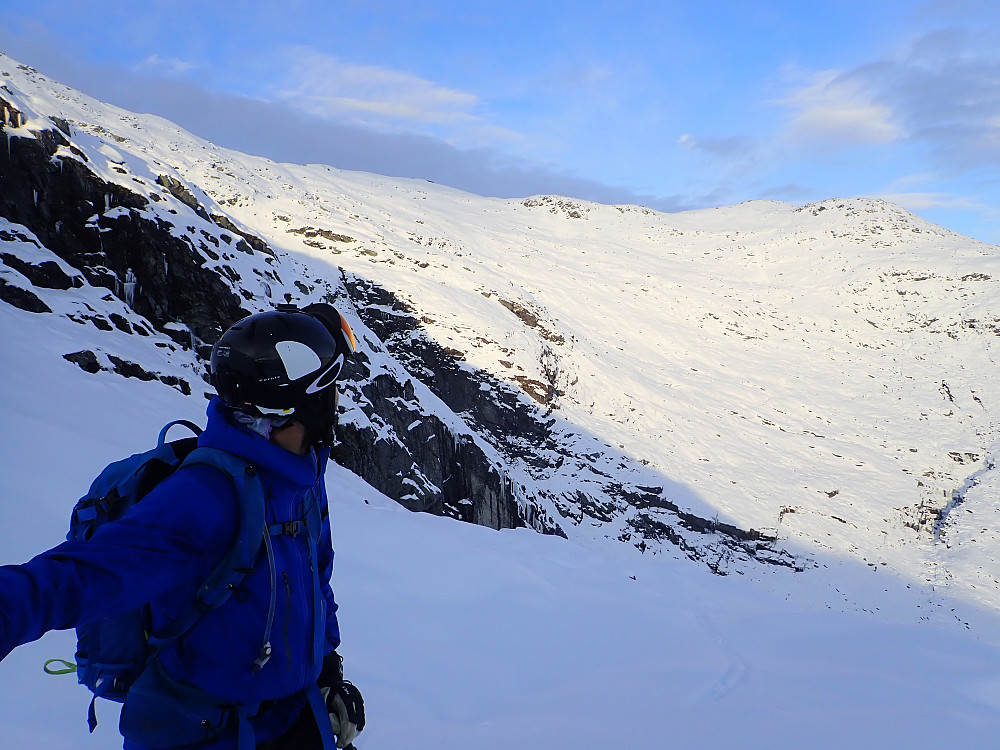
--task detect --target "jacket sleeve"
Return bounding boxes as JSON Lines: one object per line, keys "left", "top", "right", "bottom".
{"left": 0, "top": 466, "right": 238, "bottom": 662}
{"left": 318, "top": 480, "right": 341, "bottom": 653}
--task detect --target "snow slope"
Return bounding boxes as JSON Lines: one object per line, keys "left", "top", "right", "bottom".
{"left": 19, "top": 61, "right": 997, "bottom": 596}
{"left": 4, "top": 52, "right": 1000, "bottom": 748}
{"left": 4, "top": 299, "right": 1000, "bottom": 749}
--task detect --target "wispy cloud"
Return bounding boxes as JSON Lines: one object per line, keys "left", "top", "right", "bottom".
{"left": 134, "top": 54, "right": 197, "bottom": 77}
{"left": 776, "top": 28, "right": 1000, "bottom": 171}
{"left": 778, "top": 68, "right": 904, "bottom": 150}
{"left": 876, "top": 190, "right": 994, "bottom": 213}
{"left": 272, "top": 48, "right": 480, "bottom": 129}
{"left": 265, "top": 47, "right": 529, "bottom": 153}
{"left": 678, "top": 133, "right": 756, "bottom": 159}
{"left": 879, "top": 29, "right": 1000, "bottom": 170}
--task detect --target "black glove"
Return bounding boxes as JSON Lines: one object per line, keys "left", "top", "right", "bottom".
{"left": 318, "top": 652, "right": 366, "bottom": 749}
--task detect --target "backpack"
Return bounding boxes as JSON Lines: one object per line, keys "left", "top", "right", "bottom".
{"left": 45, "top": 419, "right": 336, "bottom": 749}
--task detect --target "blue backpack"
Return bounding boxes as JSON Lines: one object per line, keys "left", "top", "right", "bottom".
{"left": 45, "top": 420, "right": 335, "bottom": 749}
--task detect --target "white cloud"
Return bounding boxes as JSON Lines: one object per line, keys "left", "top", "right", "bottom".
{"left": 773, "top": 30, "right": 1000, "bottom": 171}
{"left": 273, "top": 48, "right": 480, "bottom": 128}
{"left": 265, "top": 47, "right": 528, "bottom": 152}
{"left": 779, "top": 70, "right": 903, "bottom": 150}
{"left": 875, "top": 190, "right": 994, "bottom": 213}
{"left": 134, "top": 54, "right": 196, "bottom": 77}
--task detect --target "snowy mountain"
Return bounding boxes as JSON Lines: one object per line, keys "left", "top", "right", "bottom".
{"left": 4, "top": 51, "right": 1000, "bottom": 749}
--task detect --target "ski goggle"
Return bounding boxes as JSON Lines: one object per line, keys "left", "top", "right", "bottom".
{"left": 257, "top": 405, "right": 296, "bottom": 417}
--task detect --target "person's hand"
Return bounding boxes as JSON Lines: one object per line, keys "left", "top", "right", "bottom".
{"left": 322, "top": 681, "right": 365, "bottom": 748}
{"left": 318, "top": 652, "right": 366, "bottom": 748}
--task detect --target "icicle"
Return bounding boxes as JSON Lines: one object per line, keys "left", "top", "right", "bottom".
{"left": 33, "top": 188, "right": 38, "bottom": 206}
{"left": 124, "top": 268, "right": 136, "bottom": 309}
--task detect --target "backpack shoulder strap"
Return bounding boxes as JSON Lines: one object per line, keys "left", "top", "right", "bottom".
{"left": 157, "top": 420, "right": 203, "bottom": 446}
{"left": 148, "top": 447, "right": 266, "bottom": 645}
{"left": 300, "top": 485, "right": 327, "bottom": 669}
{"left": 185, "top": 447, "right": 267, "bottom": 608}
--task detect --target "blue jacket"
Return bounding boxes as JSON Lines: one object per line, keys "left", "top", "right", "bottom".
{"left": 0, "top": 397, "right": 341, "bottom": 748}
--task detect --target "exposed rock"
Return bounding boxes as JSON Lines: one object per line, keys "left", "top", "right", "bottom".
{"left": 209, "top": 212, "right": 274, "bottom": 257}
{"left": 0, "top": 108, "right": 249, "bottom": 344}
{"left": 0, "top": 277, "right": 51, "bottom": 312}
{"left": 287, "top": 226, "right": 356, "bottom": 243}
{"left": 63, "top": 350, "right": 101, "bottom": 373}
{"left": 334, "top": 348, "right": 562, "bottom": 535}
{"left": 156, "top": 174, "right": 210, "bottom": 221}
{"left": 0, "top": 251, "right": 79, "bottom": 290}
{"left": 63, "top": 349, "right": 192, "bottom": 394}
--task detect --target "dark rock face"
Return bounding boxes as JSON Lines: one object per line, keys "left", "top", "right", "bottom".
{"left": 0, "top": 250, "right": 80, "bottom": 290}
{"left": 342, "top": 275, "right": 555, "bottom": 462}
{"left": 0, "top": 99, "right": 249, "bottom": 345}
{"left": 337, "top": 274, "right": 564, "bottom": 534}
{"left": 334, "top": 370, "right": 548, "bottom": 533}
{"left": 0, "top": 112, "right": 554, "bottom": 540}
{"left": 339, "top": 273, "right": 799, "bottom": 570}
{"left": 155, "top": 174, "right": 210, "bottom": 221}
{"left": 62, "top": 350, "right": 193, "bottom": 394}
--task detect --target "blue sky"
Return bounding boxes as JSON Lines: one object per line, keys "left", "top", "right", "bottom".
{"left": 1, "top": 0, "right": 998, "bottom": 242}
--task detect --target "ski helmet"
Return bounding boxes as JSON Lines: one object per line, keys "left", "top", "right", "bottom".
{"left": 210, "top": 303, "right": 357, "bottom": 445}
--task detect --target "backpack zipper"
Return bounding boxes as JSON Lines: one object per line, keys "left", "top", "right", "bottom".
{"left": 282, "top": 571, "right": 292, "bottom": 670}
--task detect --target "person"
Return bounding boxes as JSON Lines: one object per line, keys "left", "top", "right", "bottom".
{"left": 0, "top": 303, "right": 365, "bottom": 749}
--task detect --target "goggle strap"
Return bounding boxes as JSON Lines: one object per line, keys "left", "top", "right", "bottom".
{"left": 338, "top": 314, "right": 358, "bottom": 354}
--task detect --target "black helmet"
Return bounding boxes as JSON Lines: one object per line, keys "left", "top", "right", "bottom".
{"left": 210, "top": 303, "right": 357, "bottom": 445}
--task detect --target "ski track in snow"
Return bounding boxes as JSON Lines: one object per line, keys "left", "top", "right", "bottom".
{"left": 695, "top": 613, "right": 750, "bottom": 702}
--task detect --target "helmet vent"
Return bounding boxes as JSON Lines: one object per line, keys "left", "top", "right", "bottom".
{"left": 275, "top": 340, "right": 322, "bottom": 380}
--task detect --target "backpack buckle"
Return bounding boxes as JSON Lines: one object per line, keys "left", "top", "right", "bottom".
{"left": 268, "top": 521, "right": 303, "bottom": 537}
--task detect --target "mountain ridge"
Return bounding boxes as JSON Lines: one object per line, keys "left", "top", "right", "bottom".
{"left": 4, "top": 51, "right": 1000, "bottom": 609}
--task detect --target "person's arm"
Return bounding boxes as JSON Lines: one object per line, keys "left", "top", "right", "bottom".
{"left": 0, "top": 465, "right": 238, "bottom": 661}
{"left": 314, "top": 474, "right": 365, "bottom": 746}
{"left": 317, "top": 482, "right": 341, "bottom": 653}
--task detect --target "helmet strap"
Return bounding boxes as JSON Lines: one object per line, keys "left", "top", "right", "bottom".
{"left": 298, "top": 411, "right": 336, "bottom": 448}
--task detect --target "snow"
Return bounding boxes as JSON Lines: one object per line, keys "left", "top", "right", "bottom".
{"left": 3, "top": 333, "right": 1000, "bottom": 747}
{"left": 4, "top": 51, "right": 1000, "bottom": 748}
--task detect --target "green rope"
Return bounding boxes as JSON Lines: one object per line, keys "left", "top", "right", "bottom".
{"left": 43, "top": 658, "right": 77, "bottom": 675}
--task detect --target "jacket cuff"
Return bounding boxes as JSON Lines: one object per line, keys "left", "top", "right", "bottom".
{"left": 317, "top": 650, "right": 343, "bottom": 688}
